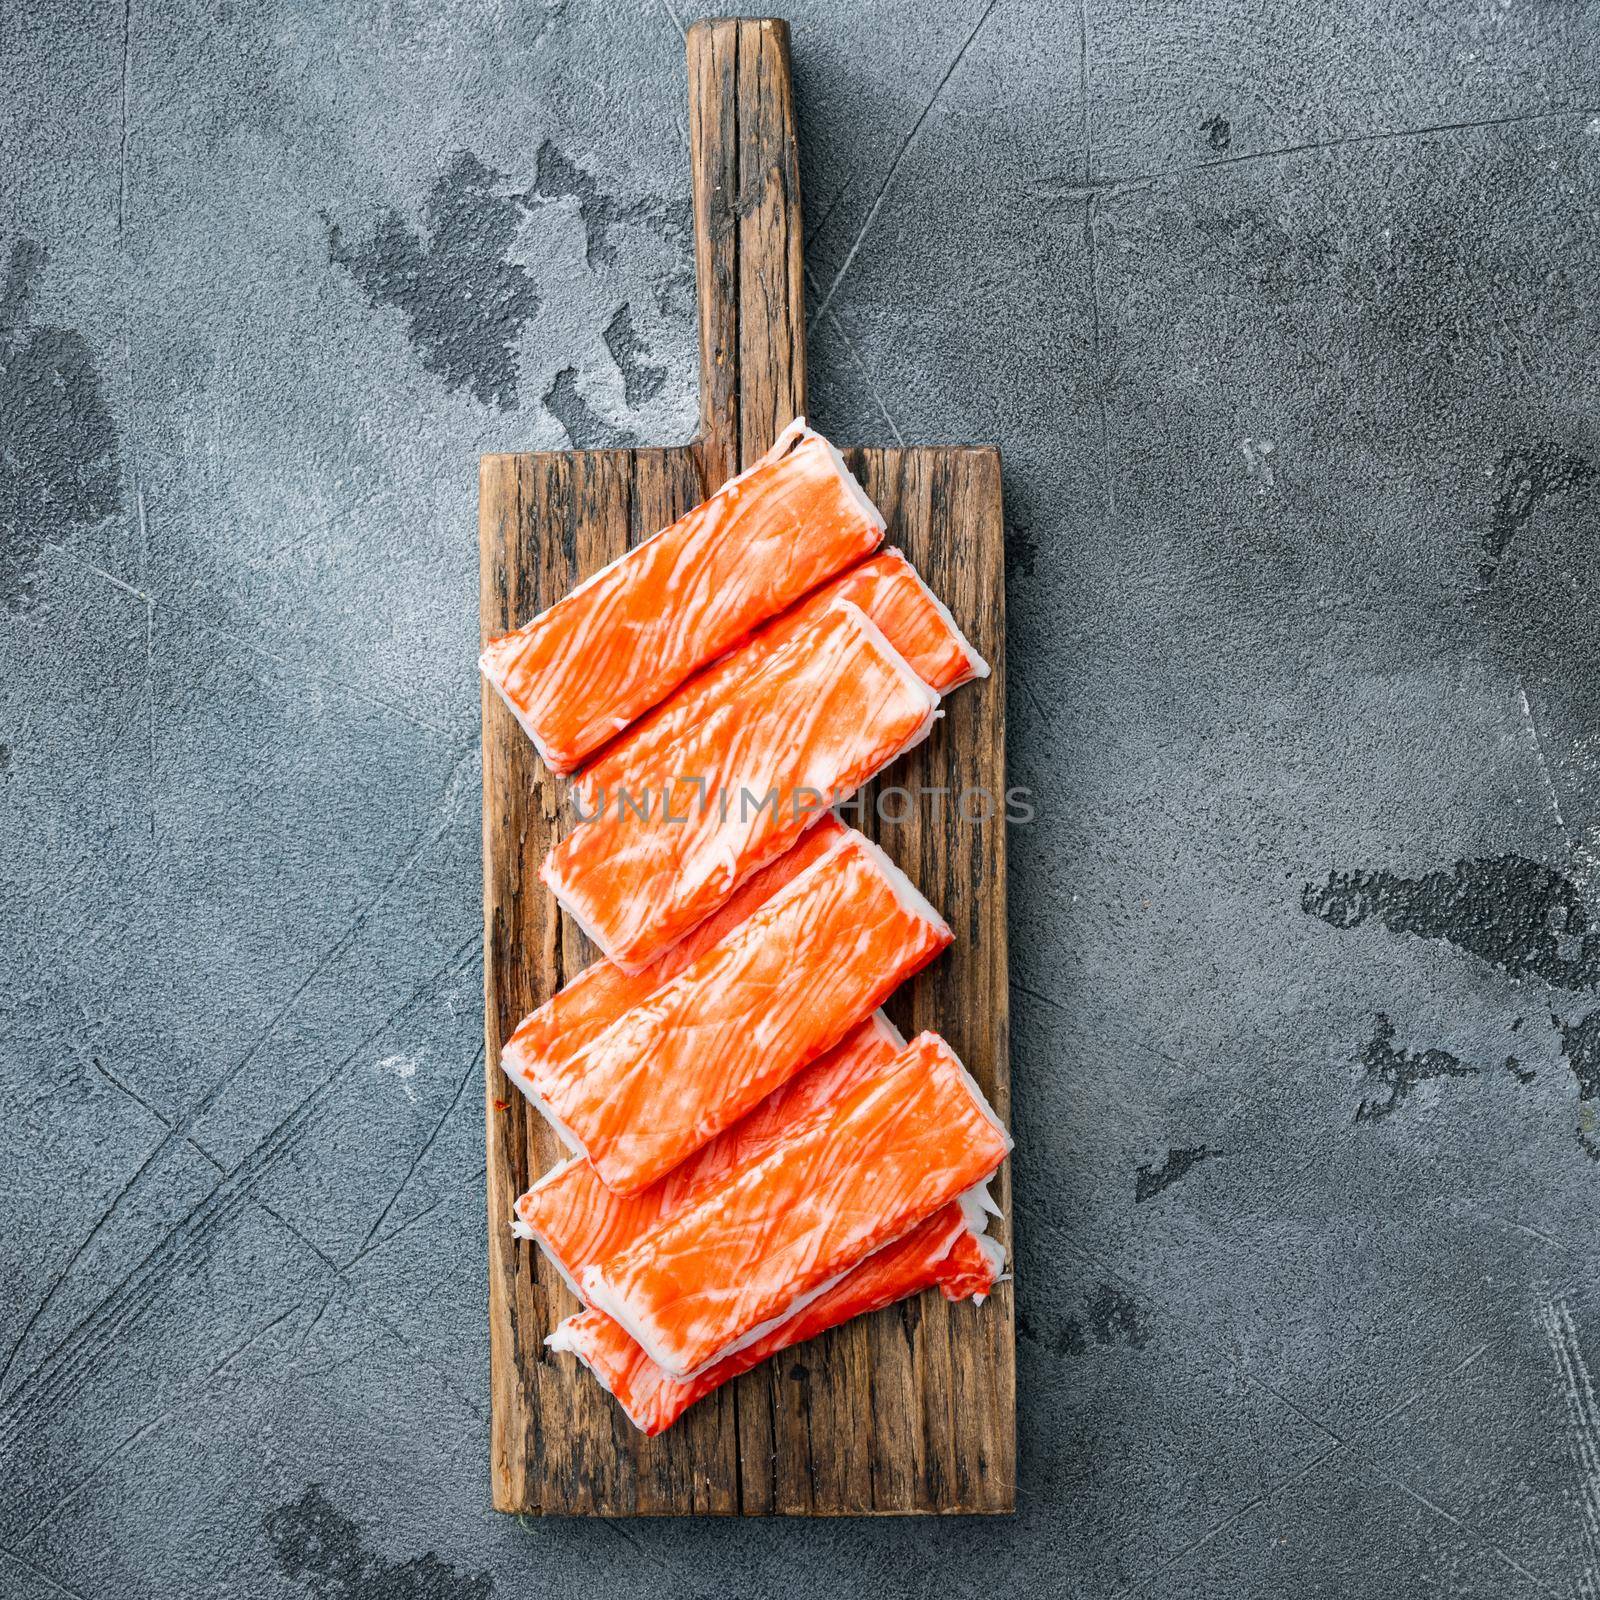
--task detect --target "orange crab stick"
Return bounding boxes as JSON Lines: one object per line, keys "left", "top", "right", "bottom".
{"left": 579, "top": 1032, "right": 1011, "bottom": 1379}
{"left": 574, "top": 549, "right": 987, "bottom": 809}
{"left": 499, "top": 816, "right": 847, "bottom": 1122}
{"left": 547, "top": 1194, "right": 1005, "bottom": 1436}
{"left": 541, "top": 601, "right": 941, "bottom": 972}
{"left": 512, "top": 1011, "right": 905, "bottom": 1296}
{"left": 535, "top": 830, "right": 951, "bottom": 1195}
{"left": 479, "top": 419, "right": 884, "bottom": 773}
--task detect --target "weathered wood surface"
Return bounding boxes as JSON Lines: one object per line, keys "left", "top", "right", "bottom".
{"left": 481, "top": 17, "right": 1012, "bottom": 1516}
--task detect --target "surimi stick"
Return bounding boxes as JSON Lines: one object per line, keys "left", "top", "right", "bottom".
{"left": 541, "top": 601, "right": 941, "bottom": 972}
{"left": 479, "top": 418, "right": 884, "bottom": 773}
{"left": 512, "top": 1012, "right": 905, "bottom": 1294}
{"left": 580, "top": 1032, "right": 1012, "bottom": 1379}
{"left": 574, "top": 549, "right": 988, "bottom": 809}
{"left": 534, "top": 831, "right": 951, "bottom": 1195}
{"left": 500, "top": 816, "right": 847, "bottom": 1121}
{"left": 547, "top": 1191, "right": 1005, "bottom": 1436}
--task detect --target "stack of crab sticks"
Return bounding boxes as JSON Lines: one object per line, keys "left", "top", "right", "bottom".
{"left": 482, "top": 419, "right": 1009, "bottom": 1436}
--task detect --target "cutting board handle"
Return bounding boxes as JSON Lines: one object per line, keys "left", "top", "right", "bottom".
{"left": 687, "top": 17, "right": 807, "bottom": 484}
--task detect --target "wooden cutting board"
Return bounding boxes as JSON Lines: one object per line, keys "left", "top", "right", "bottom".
{"left": 479, "top": 15, "right": 1012, "bottom": 1516}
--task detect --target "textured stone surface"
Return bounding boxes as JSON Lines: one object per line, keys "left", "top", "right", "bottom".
{"left": 3, "top": 0, "right": 1599, "bottom": 1592}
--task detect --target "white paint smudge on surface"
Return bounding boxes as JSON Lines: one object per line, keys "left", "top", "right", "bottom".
{"left": 1240, "top": 436, "right": 1276, "bottom": 493}
{"left": 378, "top": 1053, "right": 421, "bottom": 1103}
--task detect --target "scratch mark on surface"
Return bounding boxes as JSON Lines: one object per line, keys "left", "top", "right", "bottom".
{"left": 179, "top": 743, "right": 477, "bottom": 1140}
{"left": 350, "top": 1045, "right": 482, "bottom": 1260}
{"left": 812, "top": 0, "right": 1000, "bottom": 322}
{"left": 1518, "top": 680, "right": 1572, "bottom": 842}
{"left": 43, "top": 543, "right": 151, "bottom": 605}
{"left": 1112, "top": 103, "right": 1600, "bottom": 191}
{"left": 0, "top": 1543, "right": 92, "bottom": 1600}
{"left": 342, "top": 1164, "right": 485, "bottom": 1270}
{"left": 1113, "top": 1443, "right": 1344, "bottom": 1595}
{"left": 117, "top": 0, "right": 132, "bottom": 237}
{"left": 1464, "top": 1205, "right": 1571, "bottom": 1254}
{"left": 16, "top": 1408, "right": 176, "bottom": 1544}
{"left": 1374, "top": 1465, "right": 1564, "bottom": 1597}
{"left": 0, "top": 926, "right": 478, "bottom": 1438}
{"left": 207, "top": 1299, "right": 304, "bottom": 1380}
{"left": 0, "top": 1132, "right": 174, "bottom": 1403}
{"left": 83, "top": 1052, "right": 174, "bottom": 1134}
{"left": 43, "top": 543, "right": 452, "bottom": 742}
{"left": 200, "top": 621, "right": 457, "bottom": 739}
{"left": 803, "top": 264, "right": 905, "bottom": 444}
{"left": 1538, "top": 1294, "right": 1600, "bottom": 1597}
{"left": 249, "top": 1192, "right": 488, "bottom": 1425}
{"left": 1075, "top": 1, "right": 1116, "bottom": 522}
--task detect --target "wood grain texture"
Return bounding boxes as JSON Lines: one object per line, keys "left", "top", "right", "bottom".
{"left": 481, "top": 17, "right": 1012, "bottom": 1517}
{"left": 688, "top": 18, "right": 806, "bottom": 482}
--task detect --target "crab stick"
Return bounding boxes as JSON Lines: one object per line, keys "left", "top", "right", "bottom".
{"left": 579, "top": 1032, "right": 1011, "bottom": 1379}
{"left": 500, "top": 816, "right": 847, "bottom": 1123}
{"left": 574, "top": 549, "right": 988, "bottom": 809}
{"left": 542, "top": 602, "right": 941, "bottom": 972}
{"left": 548, "top": 1192, "right": 1005, "bottom": 1436}
{"left": 512, "top": 1011, "right": 905, "bottom": 1295}
{"left": 479, "top": 419, "right": 884, "bottom": 773}
{"left": 533, "top": 831, "right": 951, "bottom": 1195}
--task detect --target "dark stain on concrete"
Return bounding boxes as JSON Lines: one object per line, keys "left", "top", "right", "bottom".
{"left": 1023, "top": 1285, "right": 1150, "bottom": 1359}
{"left": 1553, "top": 1010, "right": 1600, "bottom": 1161}
{"left": 1192, "top": 206, "right": 1333, "bottom": 303}
{"left": 1004, "top": 512, "right": 1038, "bottom": 578}
{"left": 1201, "top": 114, "right": 1232, "bottom": 152}
{"left": 0, "top": 743, "right": 10, "bottom": 774}
{"left": 1480, "top": 442, "right": 1592, "bottom": 582}
{"left": 1135, "top": 1145, "right": 1217, "bottom": 1202}
{"left": 1354, "top": 1014, "right": 1477, "bottom": 1122}
{"left": 1070, "top": 1284, "right": 1151, "bottom": 1352}
{"left": 327, "top": 152, "right": 542, "bottom": 410}
{"left": 1304, "top": 856, "right": 1600, "bottom": 991}
{"left": 542, "top": 367, "right": 636, "bottom": 450}
{"left": 0, "top": 237, "right": 121, "bottom": 613}
{"left": 533, "top": 140, "right": 690, "bottom": 268}
{"left": 603, "top": 304, "right": 667, "bottom": 409}
{"left": 265, "top": 1484, "right": 492, "bottom": 1599}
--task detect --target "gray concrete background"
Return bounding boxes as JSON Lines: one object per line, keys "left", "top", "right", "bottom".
{"left": 3, "top": 0, "right": 1599, "bottom": 1593}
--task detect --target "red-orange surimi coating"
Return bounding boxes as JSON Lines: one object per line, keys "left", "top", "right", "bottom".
{"left": 479, "top": 419, "right": 884, "bottom": 773}
{"left": 579, "top": 1032, "right": 1011, "bottom": 1379}
{"left": 514, "top": 1011, "right": 905, "bottom": 1290}
{"left": 499, "top": 816, "right": 847, "bottom": 1116}
{"left": 574, "top": 548, "right": 987, "bottom": 809}
{"left": 549, "top": 1199, "right": 1003, "bottom": 1435}
{"left": 541, "top": 602, "right": 941, "bottom": 972}
{"left": 540, "top": 831, "right": 951, "bottom": 1196}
